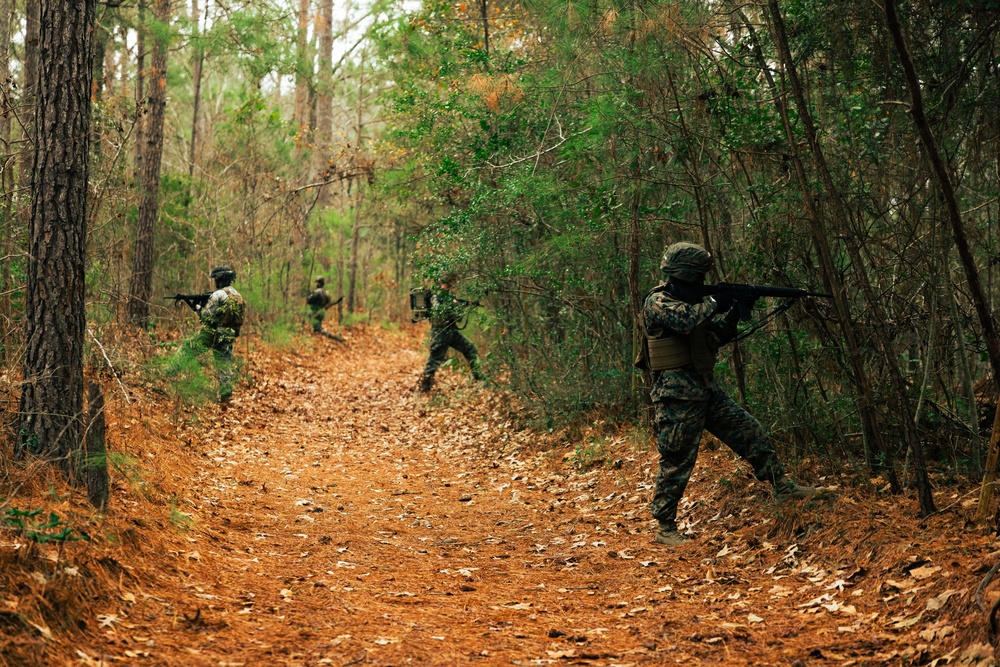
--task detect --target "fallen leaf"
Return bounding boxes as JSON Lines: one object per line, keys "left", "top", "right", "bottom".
{"left": 909, "top": 565, "right": 941, "bottom": 580}
{"left": 748, "top": 614, "right": 764, "bottom": 624}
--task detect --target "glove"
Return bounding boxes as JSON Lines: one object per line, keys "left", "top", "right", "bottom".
{"left": 714, "top": 292, "right": 737, "bottom": 313}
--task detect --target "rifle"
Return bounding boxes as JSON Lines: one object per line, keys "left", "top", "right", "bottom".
{"left": 674, "top": 282, "right": 833, "bottom": 322}
{"left": 325, "top": 295, "right": 345, "bottom": 310}
{"left": 165, "top": 292, "right": 212, "bottom": 313}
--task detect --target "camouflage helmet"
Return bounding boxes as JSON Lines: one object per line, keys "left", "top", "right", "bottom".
{"left": 210, "top": 265, "right": 236, "bottom": 284}
{"left": 660, "top": 242, "right": 713, "bottom": 282}
{"left": 315, "top": 276, "right": 326, "bottom": 287}
{"left": 439, "top": 270, "right": 458, "bottom": 285}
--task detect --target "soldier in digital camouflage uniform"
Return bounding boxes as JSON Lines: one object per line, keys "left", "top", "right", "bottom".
{"left": 193, "top": 266, "right": 246, "bottom": 404}
{"left": 642, "top": 242, "right": 820, "bottom": 547}
{"left": 306, "top": 276, "right": 344, "bottom": 342}
{"left": 419, "top": 273, "right": 483, "bottom": 393}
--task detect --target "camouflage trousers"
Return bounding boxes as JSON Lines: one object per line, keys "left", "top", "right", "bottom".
{"left": 422, "top": 327, "right": 481, "bottom": 380}
{"left": 651, "top": 386, "right": 784, "bottom": 527}
{"left": 309, "top": 306, "right": 326, "bottom": 333}
{"left": 188, "top": 327, "right": 236, "bottom": 401}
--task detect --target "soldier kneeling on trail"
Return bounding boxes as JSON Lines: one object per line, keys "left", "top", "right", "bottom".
{"left": 419, "top": 272, "right": 484, "bottom": 393}
{"left": 306, "top": 276, "right": 344, "bottom": 342}
{"left": 638, "top": 242, "right": 829, "bottom": 548}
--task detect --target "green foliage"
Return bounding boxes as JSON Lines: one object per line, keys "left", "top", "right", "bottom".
{"left": 147, "top": 343, "right": 218, "bottom": 406}
{"left": 1, "top": 508, "right": 89, "bottom": 544}
{"left": 168, "top": 498, "right": 195, "bottom": 531}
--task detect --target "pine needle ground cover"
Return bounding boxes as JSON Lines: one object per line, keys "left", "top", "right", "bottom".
{"left": 0, "top": 328, "right": 995, "bottom": 666}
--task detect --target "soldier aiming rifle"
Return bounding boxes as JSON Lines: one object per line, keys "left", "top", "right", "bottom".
{"left": 637, "top": 242, "right": 834, "bottom": 547}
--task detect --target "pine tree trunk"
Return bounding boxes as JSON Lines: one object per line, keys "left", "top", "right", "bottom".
{"left": 134, "top": 1, "right": 146, "bottom": 183}
{"left": 84, "top": 382, "right": 109, "bottom": 510}
{"left": 128, "top": 0, "right": 169, "bottom": 327}
{"left": 313, "top": 0, "right": 333, "bottom": 205}
{"left": 347, "top": 188, "right": 363, "bottom": 312}
{"left": 18, "top": 0, "right": 96, "bottom": 475}
{"left": 0, "top": 0, "right": 13, "bottom": 363}
{"left": 293, "top": 0, "right": 312, "bottom": 133}
{"left": 188, "top": 0, "right": 203, "bottom": 184}
{"left": 16, "top": 0, "right": 40, "bottom": 230}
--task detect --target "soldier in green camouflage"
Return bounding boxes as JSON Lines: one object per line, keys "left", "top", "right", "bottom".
{"left": 641, "top": 242, "right": 820, "bottom": 547}
{"left": 194, "top": 266, "right": 246, "bottom": 404}
{"left": 418, "top": 274, "right": 483, "bottom": 393}
{"left": 306, "top": 277, "right": 344, "bottom": 342}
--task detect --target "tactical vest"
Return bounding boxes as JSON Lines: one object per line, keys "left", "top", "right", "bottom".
{"left": 635, "top": 286, "right": 718, "bottom": 376}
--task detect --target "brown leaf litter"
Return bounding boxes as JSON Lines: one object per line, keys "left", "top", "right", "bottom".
{"left": 0, "top": 325, "right": 998, "bottom": 666}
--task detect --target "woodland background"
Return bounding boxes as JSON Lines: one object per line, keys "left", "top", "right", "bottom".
{"left": 1, "top": 0, "right": 999, "bottom": 517}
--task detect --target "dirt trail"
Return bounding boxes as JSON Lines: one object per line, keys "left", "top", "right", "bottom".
{"left": 10, "top": 327, "right": 994, "bottom": 666}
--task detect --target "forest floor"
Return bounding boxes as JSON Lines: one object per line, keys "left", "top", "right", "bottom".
{"left": 1, "top": 325, "right": 998, "bottom": 666}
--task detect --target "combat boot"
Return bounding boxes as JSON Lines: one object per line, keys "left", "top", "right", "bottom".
{"left": 653, "top": 521, "right": 690, "bottom": 547}
{"left": 418, "top": 375, "right": 433, "bottom": 393}
{"left": 773, "top": 477, "right": 820, "bottom": 504}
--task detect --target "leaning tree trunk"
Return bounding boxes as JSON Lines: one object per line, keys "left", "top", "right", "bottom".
{"left": 18, "top": 0, "right": 96, "bottom": 476}
{"left": 769, "top": 0, "right": 934, "bottom": 515}
{"left": 883, "top": 0, "right": 1000, "bottom": 520}
{"left": 127, "top": 0, "right": 169, "bottom": 327}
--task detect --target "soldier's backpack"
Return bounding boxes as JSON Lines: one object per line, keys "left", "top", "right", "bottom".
{"left": 217, "top": 288, "right": 246, "bottom": 332}
{"left": 409, "top": 288, "right": 432, "bottom": 322}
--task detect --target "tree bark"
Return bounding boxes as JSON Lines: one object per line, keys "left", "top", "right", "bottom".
{"left": 313, "top": 0, "right": 333, "bottom": 205}
{"left": 128, "top": 0, "right": 170, "bottom": 327}
{"left": 18, "top": 0, "right": 96, "bottom": 477}
{"left": 188, "top": 0, "right": 204, "bottom": 184}
{"left": 84, "top": 381, "right": 109, "bottom": 510}
{"left": 16, "top": 0, "right": 40, "bottom": 230}
{"left": 134, "top": 1, "right": 146, "bottom": 181}
{"left": 294, "top": 0, "right": 312, "bottom": 134}
{"left": 347, "top": 188, "right": 363, "bottom": 312}
{"left": 768, "top": 0, "right": 934, "bottom": 515}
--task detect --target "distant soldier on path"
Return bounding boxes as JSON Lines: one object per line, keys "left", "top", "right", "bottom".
{"left": 639, "top": 242, "right": 822, "bottom": 547}
{"left": 306, "top": 276, "right": 344, "bottom": 342}
{"left": 193, "top": 266, "right": 246, "bottom": 405}
{"left": 419, "top": 273, "right": 483, "bottom": 393}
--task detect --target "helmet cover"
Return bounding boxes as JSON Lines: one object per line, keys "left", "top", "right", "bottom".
{"left": 660, "top": 242, "right": 713, "bottom": 282}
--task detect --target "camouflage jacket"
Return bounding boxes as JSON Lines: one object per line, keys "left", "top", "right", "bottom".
{"left": 428, "top": 288, "right": 467, "bottom": 329}
{"left": 643, "top": 283, "right": 738, "bottom": 402}
{"left": 306, "top": 287, "right": 332, "bottom": 310}
{"left": 200, "top": 286, "right": 245, "bottom": 333}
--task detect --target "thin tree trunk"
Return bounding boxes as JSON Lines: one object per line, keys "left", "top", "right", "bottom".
{"left": 127, "top": 0, "right": 169, "bottom": 327}
{"left": 84, "top": 381, "right": 109, "bottom": 510}
{"left": 16, "top": 0, "right": 40, "bottom": 230}
{"left": 886, "top": 0, "right": 1000, "bottom": 518}
{"left": 0, "top": 0, "right": 13, "bottom": 363}
{"left": 769, "top": 0, "right": 934, "bottom": 514}
{"left": 347, "top": 187, "right": 363, "bottom": 312}
{"left": 294, "top": 0, "right": 312, "bottom": 133}
{"left": 134, "top": 1, "right": 146, "bottom": 180}
{"left": 884, "top": 0, "right": 1000, "bottom": 384}
{"left": 188, "top": 0, "right": 204, "bottom": 184}
{"left": 18, "top": 0, "right": 96, "bottom": 477}
{"left": 313, "top": 0, "right": 333, "bottom": 205}
{"left": 480, "top": 0, "right": 489, "bottom": 54}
